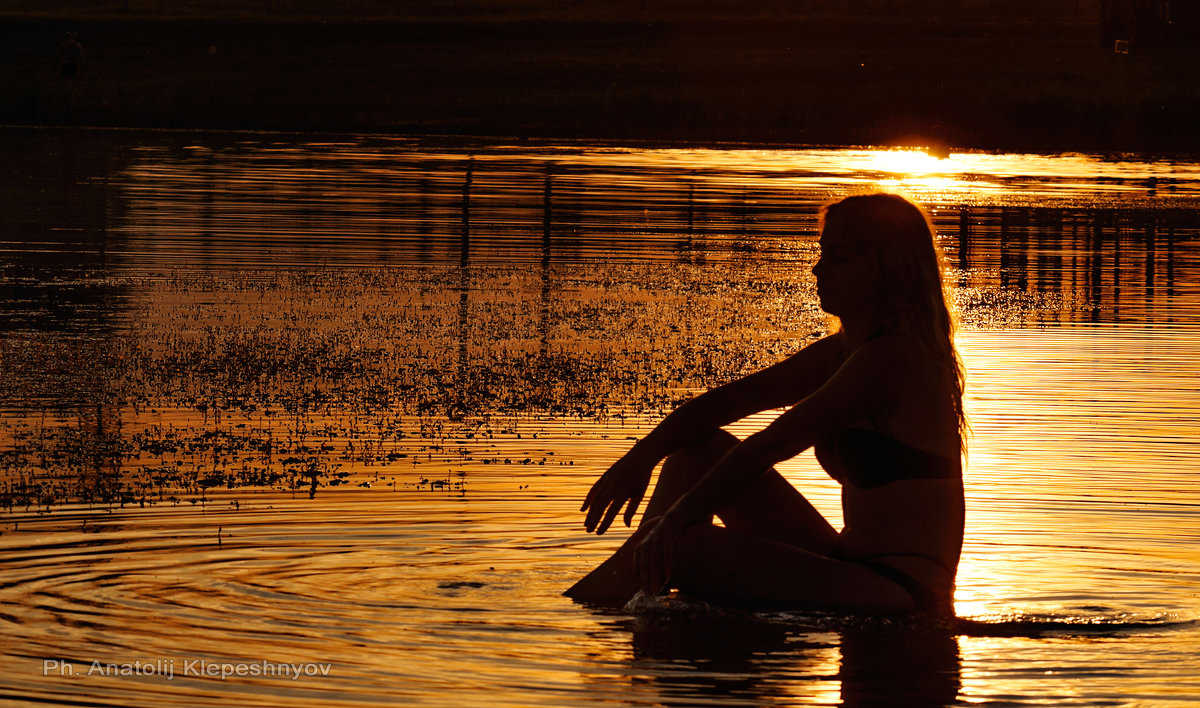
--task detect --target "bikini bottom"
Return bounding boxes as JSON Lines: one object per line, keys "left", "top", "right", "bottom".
{"left": 854, "top": 555, "right": 945, "bottom": 611}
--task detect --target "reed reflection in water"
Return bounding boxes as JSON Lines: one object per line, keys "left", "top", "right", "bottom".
{"left": 1, "top": 131, "right": 1199, "bottom": 707}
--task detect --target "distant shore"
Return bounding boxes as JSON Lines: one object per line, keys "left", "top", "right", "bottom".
{"left": 3, "top": 11, "right": 1198, "bottom": 154}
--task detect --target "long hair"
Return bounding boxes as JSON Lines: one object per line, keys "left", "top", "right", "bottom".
{"left": 819, "top": 193, "right": 967, "bottom": 452}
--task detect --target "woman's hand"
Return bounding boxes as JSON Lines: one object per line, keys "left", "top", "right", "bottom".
{"left": 634, "top": 513, "right": 686, "bottom": 595}
{"left": 581, "top": 445, "right": 656, "bottom": 534}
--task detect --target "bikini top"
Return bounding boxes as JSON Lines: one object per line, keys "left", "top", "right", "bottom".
{"left": 813, "top": 425, "right": 961, "bottom": 490}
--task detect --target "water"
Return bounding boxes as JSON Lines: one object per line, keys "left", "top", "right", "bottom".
{"left": 2, "top": 128, "right": 1200, "bottom": 706}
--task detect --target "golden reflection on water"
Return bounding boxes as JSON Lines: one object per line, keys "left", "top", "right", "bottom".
{"left": 954, "top": 327, "right": 1200, "bottom": 623}
{"left": 107, "top": 141, "right": 1200, "bottom": 269}
{"left": 4, "top": 135, "right": 1200, "bottom": 707}
{"left": 486, "top": 144, "right": 1200, "bottom": 206}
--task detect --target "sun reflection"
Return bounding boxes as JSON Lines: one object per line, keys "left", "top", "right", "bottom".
{"left": 956, "top": 635, "right": 1047, "bottom": 704}
{"left": 952, "top": 554, "right": 1019, "bottom": 620}
{"left": 861, "top": 148, "right": 976, "bottom": 198}
{"left": 866, "top": 148, "right": 956, "bottom": 177}
{"left": 778, "top": 644, "right": 843, "bottom": 706}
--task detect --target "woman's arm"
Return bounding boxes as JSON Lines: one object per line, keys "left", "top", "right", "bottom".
{"left": 633, "top": 332, "right": 846, "bottom": 463}
{"left": 582, "top": 332, "right": 846, "bottom": 534}
{"left": 635, "top": 337, "right": 903, "bottom": 591}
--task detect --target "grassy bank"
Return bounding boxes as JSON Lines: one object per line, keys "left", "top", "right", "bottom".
{"left": 2, "top": 8, "right": 1197, "bottom": 153}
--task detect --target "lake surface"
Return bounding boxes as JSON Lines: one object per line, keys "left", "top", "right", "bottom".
{"left": 2, "top": 128, "right": 1199, "bottom": 706}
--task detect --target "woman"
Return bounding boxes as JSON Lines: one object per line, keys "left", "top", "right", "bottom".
{"left": 565, "top": 193, "right": 966, "bottom": 615}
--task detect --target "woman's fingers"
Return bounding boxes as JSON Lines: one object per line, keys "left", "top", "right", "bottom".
{"left": 583, "top": 501, "right": 602, "bottom": 532}
{"left": 622, "top": 489, "right": 644, "bottom": 528}
{"left": 580, "top": 478, "right": 602, "bottom": 513}
{"left": 659, "top": 542, "right": 674, "bottom": 594}
{"left": 596, "top": 498, "right": 624, "bottom": 534}
{"left": 584, "top": 492, "right": 621, "bottom": 533}
{"left": 642, "top": 542, "right": 656, "bottom": 594}
{"left": 582, "top": 471, "right": 633, "bottom": 533}
{"left": 581, "top": 464, "right": 619, "bottom": 514}
{"left": 582, "top": 471, "right": 615, "bottom": 525}
{"left": 634, "top": 525, "right": 672, "bottom": 595}
{"left": 634, "top": 536, "right": 649, "bottom": 590}
{"left": 582, "top": 460, "right": 651, "bottom": 533}
{"left": 643, "top": 542, "right": 664, "bottom": 594}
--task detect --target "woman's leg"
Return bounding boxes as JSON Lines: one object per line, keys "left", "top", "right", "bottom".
{"left": 645, "top": 429, "right": 839, "bottom": 550}
{"left": 564, "top": 429, "right": 839, "bottom": 606}
{"left": 561, "top": 522, "right": 655, "bottom": 606}
{"left": 669, "top": 524, "right": 915, "bottom": 611}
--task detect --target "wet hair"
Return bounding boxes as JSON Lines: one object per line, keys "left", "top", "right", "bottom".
{"left": 819, "top": 193, "right": 967, "bottom": 451}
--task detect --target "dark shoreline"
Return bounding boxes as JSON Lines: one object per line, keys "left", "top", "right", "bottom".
{"left": 6, "top": 123, "right": 1199, "bottom": 164}
{"left": 4, "top": 13, "right": 1198, "bottom": 154}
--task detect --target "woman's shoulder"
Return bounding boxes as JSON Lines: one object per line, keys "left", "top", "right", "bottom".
{"left": 796, "top": 330, "right": 922, "bottom": 382}
{"left": 845, "top": 330, "right": 947, "bottom": 394}
{"left": 846, "top": 330, "right": 925, "bottom": 367}
{"left": 792, "top": 331, "right": 851, "bottom": 377}
{"left": 788, "top": 330, "right": 938, "bottom": 389}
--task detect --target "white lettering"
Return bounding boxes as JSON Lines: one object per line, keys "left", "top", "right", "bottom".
{"left": 70, "top": 657, "right": 330, "bottom": 681}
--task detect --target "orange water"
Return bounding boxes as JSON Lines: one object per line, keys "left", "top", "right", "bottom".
{"left": 1, "top": 131, "right": 1199, "bottom": 706}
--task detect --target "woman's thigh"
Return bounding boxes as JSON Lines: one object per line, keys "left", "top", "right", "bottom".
{"left": 670, "top": 524, "right": 913, "bottom": 611}
{"left": 671, "top": 429, "right": 839, "bottom": 555}
{"left": 718, "top": 466, "right": 840, "bottom": 556}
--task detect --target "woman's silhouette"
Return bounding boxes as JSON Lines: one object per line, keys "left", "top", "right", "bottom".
{"left": 566, "top": 193, "right": 965, "bottom": 614}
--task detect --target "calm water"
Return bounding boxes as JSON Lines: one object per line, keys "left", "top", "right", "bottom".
{"left": 2, "top": 128, "right": 1200, "bottom": 706}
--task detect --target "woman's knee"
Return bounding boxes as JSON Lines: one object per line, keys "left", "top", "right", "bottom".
{"left": 642, "top": 430, "right": 739, "bottom": 524}
{"left": 660, "top": 429, "right": 739, "bottom": 484}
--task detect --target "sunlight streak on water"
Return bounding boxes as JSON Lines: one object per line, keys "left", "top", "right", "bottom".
{"left": 3, "top": 132, "right": 1200, "bottom": 706}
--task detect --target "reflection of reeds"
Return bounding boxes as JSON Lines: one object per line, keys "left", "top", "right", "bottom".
{"left": 0, "top": 260, "right": 822, "bottom": 512}
{"left": 4, "top": 195, "right": 1191, "bottom": 512}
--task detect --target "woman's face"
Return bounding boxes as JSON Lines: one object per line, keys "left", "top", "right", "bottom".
{"left": 812, "top": 220, "right": 878, "bottom": 317}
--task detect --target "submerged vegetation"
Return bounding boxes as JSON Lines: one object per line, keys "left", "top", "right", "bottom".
{"left": 0, "top": 260, "right": 822, "bottom": 512}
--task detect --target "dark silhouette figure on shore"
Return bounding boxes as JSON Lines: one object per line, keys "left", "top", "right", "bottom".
{"left": 57, "top": 32, "right": 84, "bottom": 79}
{"left": 566, "top": 193, "right": 966, "bottom": 615}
